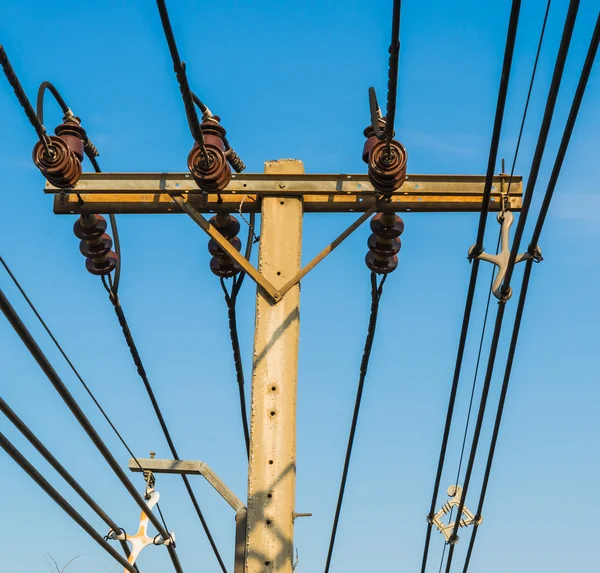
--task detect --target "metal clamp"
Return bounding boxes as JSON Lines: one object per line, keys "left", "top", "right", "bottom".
{"left": 468, "top": 211, "right": 540, "bottom": 301}
{"left": 428, "top": 485, "right": 482, "bottom": 545}
{"left": 107, "top": 489, "right": 175, "bottom": 572}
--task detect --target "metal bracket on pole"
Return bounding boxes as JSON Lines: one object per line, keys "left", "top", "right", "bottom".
{"left": 171, "top": 193, "right": 376, "bottom": 304}
{"left": 427, "top": 485, "right": 482, "bottom": 545}
{"left": 128, "top": 458, "right": 246, "bottom": 573}
{"left": 468, "top": 211, "right": 540, "bottom": 301}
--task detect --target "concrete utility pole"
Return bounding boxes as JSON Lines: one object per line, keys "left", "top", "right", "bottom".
{"left": 46, "top": 164, "right": 522, "bottom": 573}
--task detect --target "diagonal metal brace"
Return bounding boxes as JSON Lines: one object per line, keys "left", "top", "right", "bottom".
{"left": 468, "top": 211, "right": 540, "bottom": 301}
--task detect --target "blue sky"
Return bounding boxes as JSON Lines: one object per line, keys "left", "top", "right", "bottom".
{"left": 1, "top": 1, "right": 599, "bottom": 572}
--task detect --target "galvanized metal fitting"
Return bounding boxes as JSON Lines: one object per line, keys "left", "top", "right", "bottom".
{"left": 430, "top": 485, "right": 483, "bottom": 544}
{"left": 468, "top": 211, "right": 535, "bottom": 301}
{"left": 73, "top": 214, "right": 118, "bottom": 276}
{"left": 208, "top": 213, "right": 242, "bottom": 278}
{"left": 366, "top": 211, "right": 404, "bottom": 274}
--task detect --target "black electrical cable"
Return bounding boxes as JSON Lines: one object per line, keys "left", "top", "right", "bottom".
{"left": 324, "top": 272, "right": 386, "bottom": 573}
{"left": 461, "top": 18, "right": 599, "bottom": 571}
{"left": 0, "top": 287, "right": 184, "bottom": 573}
{"left": 443, "top": 8, "right": 580, "bottom": 571}
{"left": 384, "top": 0, "right": 401, "bottom": 148}
{"left": 436, "top": 5, "right": 552, "bottom": 566}
{"left": 0, "top": 398, "right": 138, "bottom": 568}
{"left": 155, "top": 0, "right": 207, "bottom": 159}
{"left": 420, "top": 3, "right": 521, "bottom": 570}
{"left": 0, "top": 432, "right": 138, "bottom": 573}
{"left": 500, "top": 0, "right": 580, "bottom": 297}
{"left": 0, "top": 46, "right": 52, "bottom": 154}
{"left": 528, "top": 12, "right": 600, "bottom": 254}
{"left": 36, "top": 80, "right": 70, "bottom": 124}
{"left": 105, "top": 290, "right": 228, "bottom": 573}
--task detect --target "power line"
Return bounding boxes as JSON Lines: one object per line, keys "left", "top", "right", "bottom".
{"left": 443, "top": 4, "right": 580, "bottom": 571}
{"left": 462, "top": 16, "right": 599, "bottom": 571}
{"left": 437, "top": 3, "right": 551, "bottom": 565}
{"left": 0, "top": 286, "right": 185, "bottom": 573}
{"left": 324, "top": 272, "right": 386, "bottom": 573}
{"left": 420, "top": 2, "right": 522, "bottom": 570}
{"left": 0, "top": 398, "right": 138, "bottom": 570}
{"left": 103, "top": 287, "right": 229, "bottom": 573}
{"left": 0, "top": 431, "right": 139, "bottom": 573}
{"left": 0, "top": 45, "right": 52, "bottom": 155}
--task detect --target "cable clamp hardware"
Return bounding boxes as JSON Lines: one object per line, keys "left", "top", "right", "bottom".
{"left": 468, "top": 211, "right": 534, "bottom": 301}
{"left": 430, "top": 485, "right": 482, "bottom": 544}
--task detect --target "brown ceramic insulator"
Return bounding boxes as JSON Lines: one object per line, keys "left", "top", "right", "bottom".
{"left": 365, "top": 251, "right": 398, "bottom": 274}
{"left": 208, "top": 236, "right": 242, "bottom": 258}
{"left": 79, "top": 234, "right": 113, "bottom": 259}
{"left": 370, "top": 212, "right": 405, "bottom": 239}
{"left": 55, "top": 117, "right": 86, "bottom": 161}
{"left": 367, "top": 234, "right": 401, "bottom": 258}
{"left": 73, "top": 215, "right": 107, "bottom": 241}
{"left": 32, "top": 135, "right": 82, "bottom": 188}
{"left": 85, "top": 251, "right": 118, "bottom": 276}
{"left": 209, "top": 215, "right": 241, "bottom": 239}
{"left": 210, "top": 256, "right": 241, "bottom": 278}
{"left": 368, "top": 139, "right": 407, "bottom": 195}
{"left": 187, "top": 143, "right": 231, "bottom": 192}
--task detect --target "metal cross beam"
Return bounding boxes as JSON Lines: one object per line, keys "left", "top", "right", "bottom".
{"left": 46, "top": 172, "right": 522, "bottom": 215}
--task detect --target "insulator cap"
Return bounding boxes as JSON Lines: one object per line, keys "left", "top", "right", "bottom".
{"left": 209, "top": 215, "right": 240, "bottom": 239}
{"left": 32, "top": 135, "right": 82, "bottom": 188}
{"left": 367, "top": 234, "right": 401, "bottom": 258}
{"left": 73, "top": 215, "right": 108, "bottom": 240}
{"left": 208, "top": 236, "right": 242, "bottom": 258}
{"left": 55, "top": 117, "right": 87, "bottom": 161}
{"left": 368, "top": 139, "right": 407, "bottom": 196}
{"left": 85, "top": 251, "right": 118, "bottom": 276}
{"left": 370, "top": 212, "right": 405, "bottom": 239}
{"left": 365, "top": 251, "right": 398, "bottom": 274}
{"left": 210, "top": 257, "right": 241, "bottom": 278}
{"left": 79, "top": 234, "right": 113, "bottom": 259}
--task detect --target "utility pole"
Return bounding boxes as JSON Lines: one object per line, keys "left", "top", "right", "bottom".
{"left": 45, "top": 165, "right": 522, "bottom": 573}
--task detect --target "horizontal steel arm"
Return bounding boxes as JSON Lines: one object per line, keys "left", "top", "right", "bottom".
{"left": 47, "top": 173, "right": 522, "bottom": 214}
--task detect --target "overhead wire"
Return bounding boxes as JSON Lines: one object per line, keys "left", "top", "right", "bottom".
{"left": 420, "top": 2, "right": 522, "bottom": 570}
{"left": 155, "top": 0, "right": 207, "bottom": 159}
{"left": 0, "top": 398, "right": 137, "bottom": 569}
{"left": 323, "top": 272, "right": 387, "bottom": 573}
{"left": 461, "top": 14, "right": 599, "bottom": 572}
{"left": 219, "top": 212, "right": 256, "bottom": 458}
{"left": 0, "top": 431, "right": 138, "bottom": 573}
{"left": 437, "top": 4, "right": 551, "bottom": 568}
{"left": 0, "top": 287, "right": 185, "bottom": 573}
{"left": 0, "top": 45, "right": 52, "bottom": 155}
{"left": 443, "top": 3, "right": 580, "bottom": 571}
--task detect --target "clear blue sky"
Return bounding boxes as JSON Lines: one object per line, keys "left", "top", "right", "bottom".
{"left": 1, "top": 1, "right": 599, "bottom": 572}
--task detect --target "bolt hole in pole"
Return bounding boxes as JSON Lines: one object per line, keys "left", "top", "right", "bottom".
{"left": 277, "top": 271, "right": 281, "bottom": 276}
{"left": 268, "top": 460, "right": 273, "bottom": 465}
{"left": 271, "top": 386, "right": 276, "bottom": 391}
{"left": 270, "top": 411, "right": 276, "bottom": 417}
{"left": 280, "top": 200, "right": 284, "bottom": 205}
{"left": 267, "top": 493, "right": 273, "bottom": 499}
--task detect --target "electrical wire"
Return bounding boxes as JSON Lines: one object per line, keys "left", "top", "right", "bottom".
{"left": 104, "top": 288, "right": 228, "bottom": 573}
{"left": 218, "top": 210, "right": 257, "bottom": 457}
{"left": 435, "top": 4, "right": 552, "bottom": 565}
{"left": 384, "top": 0, "right": 401, "bottom": 150}
{"left": 324, "top": 272, "right": 386, "bottom": 573}
{"left": 0, "top": 398, "right": 138, "bottom": 570}
{"left": 155, "top": 0, "right": 208, "bottom": 160}
{"left": 0, "top": 287, "right": 185, "bottom": 573}
{"left": 0, "top": 45, "right": 52, "bottom": 155}
{"left": 461, "top": 16, "right": 599, "bottom": 571}
{"left": 419, "top": 3, "right": 521, "bottom": 570}
{"left": 443, "top": 5, "right": 580, "bottom": 571}
{"left": 0, "top": 432, "right": 138, "bottom": 573}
